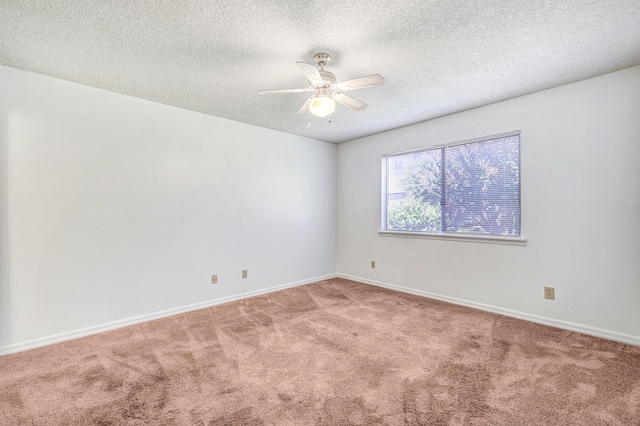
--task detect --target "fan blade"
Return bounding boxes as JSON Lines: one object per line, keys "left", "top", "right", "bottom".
{"left": 333, "top": 93, "right": 367, "bottom": 111}
{"left": 296, "top": 98, "right": 310, "bottom": 114}
{"left": 296, "top": 62, "right": 324, "bottom": 86}
{"left": 335, "top": 74, "right": 385, "bottom": 91}
{"left": 258, "top": 88, "right": 313, "bottom": 95}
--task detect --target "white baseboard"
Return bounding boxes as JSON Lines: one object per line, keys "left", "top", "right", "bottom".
{"left": 0, "top": 273, "right": 337, "bottom": 356}
{"left": 338, "top": 273, "right": 640, "bottom": 347}
{"left": 5, "top": 272, "right": 636, "bottom": 356}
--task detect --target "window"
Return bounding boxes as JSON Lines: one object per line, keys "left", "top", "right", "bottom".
{"left": 382, "top": 131, "right": 521, "bottom": 240}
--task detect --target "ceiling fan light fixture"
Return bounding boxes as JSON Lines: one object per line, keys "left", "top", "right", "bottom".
{"left": 309, "top": 95, "right": 336, "bottom": 118}
{"left": 258, "top": 53, "right": 384, "bottom": 118}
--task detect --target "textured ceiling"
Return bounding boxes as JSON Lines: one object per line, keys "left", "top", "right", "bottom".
{"left": 1, "top": 0, "right": 640, "bottom": 143}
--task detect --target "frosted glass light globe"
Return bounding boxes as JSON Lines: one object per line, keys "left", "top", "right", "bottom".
{"left": 309, "top": 95, "right": 336, "bottom": 118}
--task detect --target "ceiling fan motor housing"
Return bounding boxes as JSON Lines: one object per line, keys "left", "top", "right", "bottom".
{"left": 318, "top": 70, "right": 336, "bottom": 86}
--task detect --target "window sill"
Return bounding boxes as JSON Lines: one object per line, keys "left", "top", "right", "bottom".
{"left": 378, "top": 230, "right": 527, "bottom": 246}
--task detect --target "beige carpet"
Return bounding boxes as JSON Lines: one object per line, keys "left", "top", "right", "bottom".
{"left": 1, "top": 278, "right": 639, "bottom": 425}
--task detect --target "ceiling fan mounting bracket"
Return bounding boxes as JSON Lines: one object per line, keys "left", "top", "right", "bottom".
{"left": 313, "top": 53, "right": 331, "bottom": 68}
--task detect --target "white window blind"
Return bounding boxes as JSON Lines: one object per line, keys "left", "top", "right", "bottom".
{"left": 382, "top": 132, "right": 521, "bottom": 237}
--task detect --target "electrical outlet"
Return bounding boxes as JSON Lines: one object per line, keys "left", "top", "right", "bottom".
{"left": 544, "top": 287, "right": 555, "bottom": 300}
{"left": 242, "top": 270, "right": 248, "bottom": 279}
{"left": 211, "top": 274, "right": 218, "bottom": 284}
{"left": 371, "top": 261, "right": 376, "bottom": 269}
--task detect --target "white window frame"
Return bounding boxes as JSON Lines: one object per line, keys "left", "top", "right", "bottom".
{"left": 379, "top": 131, "right": 527, "bottom": 246}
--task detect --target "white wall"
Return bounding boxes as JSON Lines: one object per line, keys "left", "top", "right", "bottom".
{"left": 0, "top": 65, "right": 337, "bottom": 353}
{"left": 2, "top": 64, "right": 638, "bottom": 354}
{"left": 337, "top": 66, "right": 640, "bottom": 344}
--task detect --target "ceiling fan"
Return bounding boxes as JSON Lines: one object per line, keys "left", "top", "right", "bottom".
{"left": 258, "top": 53, "right": 384, "bottom": 118}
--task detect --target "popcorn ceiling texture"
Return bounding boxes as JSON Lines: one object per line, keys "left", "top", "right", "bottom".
{"left": 1, "top": 0, "right": 639, "bottom": 143}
